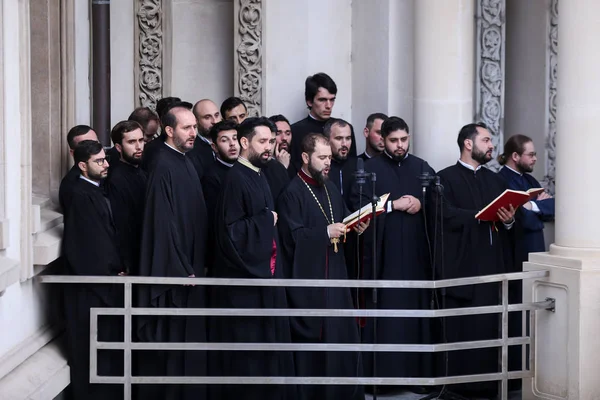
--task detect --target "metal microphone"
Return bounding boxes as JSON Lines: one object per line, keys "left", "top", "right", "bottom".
{"left": 354, "top": 157, "right": 370, "bottom": 185}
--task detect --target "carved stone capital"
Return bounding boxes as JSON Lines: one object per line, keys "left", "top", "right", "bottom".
{"left": 235, "top": 0, "right": 263, "bottom": 117}
{"left": 135, "top": 0, "right": 163, "bottom": 110}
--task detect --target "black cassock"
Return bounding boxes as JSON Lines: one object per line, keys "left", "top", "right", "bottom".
{"left": 356, "top": 154, "right": 434, "bottom": 379}
{"left": 201, "top": 159, "right": 232, "bottom": 275}
{"left": 263, "top": 158, "right": 290, "bottom": 204}
{"left": 58, "top": 164, "right": 81, "bottom": 213}
{"left": 290, "top": 116, "right": 358, "bottom": 174}
{"left": 436, "top": 162, "right": 515, "bottom": 397}
{"left": 188, "top": 135, "right": 215, "bottom": 180}
{"left": 211, "top": 161, "right": 297, "bottom": 400}
{"left": 137, "top": 144, "right": 208, "bottom": 400}
{"left": 277, "top": 170, "right": 364, "bottom": 400}
{"left": 140, "top": 133, "right": 166, "bottom": 172}
{"left": 63, "top": 178, "right": 125, "bottom": 400}
{"left": 106, "top": 162, "right": 147, "bottom": 275}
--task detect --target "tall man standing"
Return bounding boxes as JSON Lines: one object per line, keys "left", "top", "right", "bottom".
{"left": 356, "top": 117, "right": 434, "bottom": 385}
{"left": 140, "top": 96, "right": 183, "bottom": 172}
{"left": 63, "top": 140, "right": 124, "bottom": 400}
{"left": 137, "top": 102, "right": 208, "bottom": 400}
{"left": 212, "top": 117, "right": 296, "bottom": 400}
{"left": 359, "top": 113, "right": 387, "bottom": 160}
{"left": 436, "top": 122, "right": 516, "bottom": 399}
{"left": 106, "top": 120, "right": 147, "bottom": 276}
{"left": 59, "top": 125, "right": 98, "bottom": 212}
{"left": 220, "top": 96, "right": 247, "bottom": 124}
{"left": 323, "top": 118, "right": 358, "bottom": 208}
{"left": 189, "top": 99, "right": 222, "bottom": 179}
{"left": 278, "top": 133, "right": 366, "bottom": 400}
{"left": 290, "top": 73, "right": 357, "bottom": 172}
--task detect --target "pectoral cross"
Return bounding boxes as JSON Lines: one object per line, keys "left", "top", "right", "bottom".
{"left": 331, "top": 237, "right": 340, "bottom": 253}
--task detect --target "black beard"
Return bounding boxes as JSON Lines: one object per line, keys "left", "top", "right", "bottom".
{"left": 248, "top": 151, "right": 269, "bottom": 167}
{"left": 122, "top": 151, "right": 142, "bottom": 166}
{"left": 88, "top": 170, "right": 105, "bottom": 181}
{"left": 217, "top": 150, "right": 238, "bottom": 164}
{"left": 472, "top": 147, "right": 491, "bottom": 165}
{"left": 307, "top": 162, "right": 328, "bottom": 186}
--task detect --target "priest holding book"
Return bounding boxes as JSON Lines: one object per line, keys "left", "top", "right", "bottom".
{"left": 353, "top": 116, "right": 435, "bottom": 390}
{"left": 277, "top": 133, "right": 367, "bottom": 400}
{"left": 435, "top": 122, "right": 516, "bottom": 399}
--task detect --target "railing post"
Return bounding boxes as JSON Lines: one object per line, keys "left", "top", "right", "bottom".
{"left": 501, "top": 279, "right": 508, "bottom": 400}
{"left": 89, "top": 308, "right": 99, "bottom": 382}
{"left": 124, "top": 282, "right": 132, "bottom": 400}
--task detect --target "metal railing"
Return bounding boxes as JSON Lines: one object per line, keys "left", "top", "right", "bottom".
{"left": 39, "top": 270, "right": 553, "bottom": 400}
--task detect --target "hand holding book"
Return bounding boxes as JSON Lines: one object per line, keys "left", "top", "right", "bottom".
{"left": 475, "top": 188, "right": 545, "bottom": 222}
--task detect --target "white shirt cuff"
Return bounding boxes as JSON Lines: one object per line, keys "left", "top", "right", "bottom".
{"left": 503, "top": 219, "right": 515, "bottom": 230}
{"left": 326, "top": 226, "right": 331, "bottom": 238}
{"left": 530, "top": 201, "right": 541, "bottom": 214}
{"left": 387, "top": 200, "right": 393, "bottom": 213}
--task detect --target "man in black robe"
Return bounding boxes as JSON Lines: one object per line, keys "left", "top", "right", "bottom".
{"left": 262, "top": 124, "right": 291, "bottom": 204}
{"left": 323, "top": 118, "right": 358, "bottom": 208}
{"left": 201, "top": 120, "right": 239, "bottom": 217}
{"left": 63, "top": 140, "right": 124, "bottom": 400}
{"left": 436, "top": 122, "right": 516, "bottom": 398}
{"left": 106, "top": 120, "right": 147, "bottom": 276}
{"left": 355, "top": 117, "right": 434, "bottom": 389}
{"left": 211, "top": 117, "right": 297, "bottom": 400}
{"left": 137, "top": 102, "right": 208, "bottom": 400}
{"left": 140, "top": 96, "right": 183, "bottom": 172}
{"left": 269, "top": 114, "right": 295, "bottom": 177}
{"left": 188, "top": 99, "right": 222, "bottom": 179}
{"left": 358, "top": 113, "right": 387, "bottom": 161}
{"left": 58, "top": 124, "right": 98, "bottom": 212}
{"left": 290, "top": 73, "right": 357, "bottom": 172}
{"left": 277, "top": 133, "right": 367, "bottom": 400}
{"left": 129, "top": 106, "right": 160, "bottom": 143}
{"left": 220, "top": 96, "right": 248, "bottom": 124}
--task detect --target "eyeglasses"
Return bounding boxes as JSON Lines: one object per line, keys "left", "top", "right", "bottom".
{"left": 522, "top": 152, "right": 537, "bottom": 157}
{"left": 90, "top": 155, "right": 110, "bottom": 166}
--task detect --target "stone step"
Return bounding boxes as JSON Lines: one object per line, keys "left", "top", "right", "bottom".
{"left": 33, "top": 224, "right": 63, "bottom": 266}
{"left": 39, "top": 208, "right": 63, "bottom": 233}
{"left": 32, "top": 195, "right": 52, "bottom": 209}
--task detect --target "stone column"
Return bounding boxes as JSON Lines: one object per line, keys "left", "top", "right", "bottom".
{"left": 412, "top": 0, "right": 475, "bottom": 172}
{"left": 524, "top": 3, "right": 600, "bottom": 399}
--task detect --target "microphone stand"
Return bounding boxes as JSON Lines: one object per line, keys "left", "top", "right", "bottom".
{"left": 370, "top": 171, "right": 380, "bottom": 400}
{"left": 420, "top": 178, "right": 468, "bottom": 400}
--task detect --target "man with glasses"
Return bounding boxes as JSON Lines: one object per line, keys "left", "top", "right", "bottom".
{"left": 62, "top": 140, "right": 125, "bottom": 400}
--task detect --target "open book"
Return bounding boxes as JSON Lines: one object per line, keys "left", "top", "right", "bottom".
{"left": 343, "top": 193, "right": 390, "bottom": 230}
{"left": 475, "top": 188, "right": 545, "bottom": 222}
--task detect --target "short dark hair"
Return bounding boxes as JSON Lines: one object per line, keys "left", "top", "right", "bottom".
{"left": 237, "top": 117, "right": 275, "bottom": 142}
{"left": 380, "top": 117, "right": 409, "bottom": 138}
{"left": 155, "top": 97, "right": 181, "bottom": 119}
{"left": 366, "top": 113, "right": 388, "bottom": 129}
{"left": 128, "top": 107, "right": 159, "bottom": 130}
{"left": 457, "top": 122, "right": 488, "bottom": 152}
{"left": 322, "top": 118, "right": 350, "bottom": 138}
{"left": 73, "top": 140, "right": 103, "bottom": 165}
{"left": 498, "top": 134, "right": 533, "bottom": 165}
{"left": 268, "top": 114, "right": 290, "bottom": 126}
{"left": 67, "top": 125, "right": 94, "bottom": 150}
{"left": 209, "top": 120, "right": 239, "bottom": 143}
{"left": 160, "top": 101, "right": 194, "bottom": 130}
{"left": 301, "top": 133, "right": 329, "bottom": 157}
{"left": 220, "top": 97, "right": 247, "bottom": 118}
{"left": 111, "top": 120, "right": 143, "bottom": 145}
{"left": 305, "top": 73, "right": 337, "bottom": 105}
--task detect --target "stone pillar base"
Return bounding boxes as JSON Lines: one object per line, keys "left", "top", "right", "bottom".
{"left": 523, "top": 252, "right": 600, "bottom": 399}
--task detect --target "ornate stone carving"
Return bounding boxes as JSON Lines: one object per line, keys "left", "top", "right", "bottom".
{"left": 135, "top": 0, "right": 163, "bottom": 109}
{"left": 476, "top": 0, "right": 505, "bottom": 171}
{"left": 235, "top": 0, "right": 263, "bottom": 117}
{"left": 544, "top": 0, "right": 558, "bottom": 195}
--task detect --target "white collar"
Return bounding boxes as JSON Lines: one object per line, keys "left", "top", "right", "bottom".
{"left": 164, "top": 141, "right": 185, "bottom": 155}
{"left": 504, "top": 165, "right": 522, "bottom": 176}
{"left": 458, "top": 159, "right": 482, "bottom": 172}
{"left": 362, "top": 151, "right": 372, "bottom": 159}
{"left": 216, "top": 157, "right": 234, "bottom": 168}
{"left": 79, "top": 175, "right": 100, "bottom": 187}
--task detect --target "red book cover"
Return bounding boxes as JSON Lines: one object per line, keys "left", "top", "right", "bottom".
{"left": 475, "top": 188, "right": 545, "bottom": 222}
{"left": 343, "top": 193, "right": 389, "bottom": 230}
